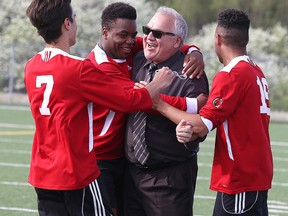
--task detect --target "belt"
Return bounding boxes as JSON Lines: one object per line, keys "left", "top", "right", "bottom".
{"left": 132, "top": 154, "right": 197, "bottom": 171}
{"left": 134, "top": 162, "right": 179, "bottom": 171}
{"left": 133, "top": 161, "right": 181, "bottom": 171}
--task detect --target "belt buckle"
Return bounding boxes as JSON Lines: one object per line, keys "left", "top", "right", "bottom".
{"left": 135, "top": 163, "right": 149, "bottom": 169}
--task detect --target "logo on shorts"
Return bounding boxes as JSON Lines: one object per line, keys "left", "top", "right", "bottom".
{"left": 213, "top": 97, "right": 223, "bottom": 108}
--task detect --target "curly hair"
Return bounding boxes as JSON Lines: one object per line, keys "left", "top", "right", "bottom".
{"left": 101, "top": 2, "right": 137, "bottom": 30}
{"left": 217, "top": 9, "right": 250, "bottom": 47}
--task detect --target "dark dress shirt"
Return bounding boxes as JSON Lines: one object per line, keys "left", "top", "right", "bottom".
{"left": 125, "top": 50, "right": 209, "bottom": 165}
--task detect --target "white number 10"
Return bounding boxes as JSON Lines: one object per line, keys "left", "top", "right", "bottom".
{"left": 256, "top": 76, "right": 270, "bottom": 116}
{"left": 36, "top": 75, "right": 54, "bottom": 116}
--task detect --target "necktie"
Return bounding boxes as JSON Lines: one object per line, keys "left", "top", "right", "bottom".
{"left": 132, "top": 63, "right": 157, "bottom": 165}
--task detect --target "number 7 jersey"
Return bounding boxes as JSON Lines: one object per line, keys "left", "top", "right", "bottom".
{"left": 24, "top": 48, "right": 152, "bottom": 190}
{"left": 199, "top": 55, "right": 273, "bottom": 194}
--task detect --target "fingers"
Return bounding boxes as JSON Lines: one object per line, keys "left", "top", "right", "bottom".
{"left": 134, "top": 81, "right": 148, "bottom": 89}
{"left": 153, "top": 66, "right": 174, "bottom": 89}
{"left": 176, "top": 120, "right": 193, "bottom": 143}
{"left": 182, "top": 52, "right": 205, "bottom": 79}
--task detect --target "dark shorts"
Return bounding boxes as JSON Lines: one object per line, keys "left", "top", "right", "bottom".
{"left": 124, "top": 155, "right": 198, "bottom": 216}
{"left": 213, "top": 190, "right": 268, "bottom": 216}
{"left": 35, "top": 179, "right": 112, "bottom": 216}
{"left": 97, "top": 157, "right": 126, "bottom": 216}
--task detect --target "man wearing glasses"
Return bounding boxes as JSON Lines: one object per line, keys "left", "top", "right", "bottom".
{"left": 124, "top": 6, "right": 209, "bottom": 216}
{"left": 86, "top": 3, "right": 206, "bottom": 216}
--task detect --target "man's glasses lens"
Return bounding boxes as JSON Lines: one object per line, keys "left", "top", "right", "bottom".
{"left": 142, "top": 26, "right": 175, "bottom": 39}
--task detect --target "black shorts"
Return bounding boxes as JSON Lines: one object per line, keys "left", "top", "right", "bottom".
{"left": 35, "top": 179, "right": 113, "bottom": 216}
{"left": 213, "top": 190, "right": 268, "bottom": 216}
{"left": 97, "top": 157, "right": 126, "bottom": 216}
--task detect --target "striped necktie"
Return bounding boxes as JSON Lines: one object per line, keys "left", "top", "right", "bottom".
{"left": 132, "top": 63, "right": 157, "bottom": 164}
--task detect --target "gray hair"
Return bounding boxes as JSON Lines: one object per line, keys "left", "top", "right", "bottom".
{"left": 156, "top": 6, "right": 188, "bottom": 45}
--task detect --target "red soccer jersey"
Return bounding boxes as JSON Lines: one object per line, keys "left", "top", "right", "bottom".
{"left": 200, "top": 55, "right": 273, "bottom": 194}
{"left": 87, "top": 45, "right": 188, "bottom": 160}
{"left": 24, "top": 48, "right": 152, "bottom": 190}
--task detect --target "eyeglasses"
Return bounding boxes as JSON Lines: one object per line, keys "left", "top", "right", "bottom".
{"left": 142, "top": 26, "right": 176, "bottom": 39}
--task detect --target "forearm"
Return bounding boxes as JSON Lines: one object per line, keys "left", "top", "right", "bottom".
{"left": 156, "top": 99, "right": 209, "bottom": 137}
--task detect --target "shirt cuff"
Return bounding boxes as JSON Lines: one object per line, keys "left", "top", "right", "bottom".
{"left": 188, "top": 47, "right": 202, "bottom": 54}
{"left": 186, "top": 97, "right": 198, "bottom": 114}
{"left": 200, "top": 117, "right": 213, "bottom": 132}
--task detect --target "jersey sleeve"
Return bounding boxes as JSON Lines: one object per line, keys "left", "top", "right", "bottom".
{"left": 80, "top": 59, "right": 152, "bottom": 113}
{"left": 200, "top": 68, "right": 244, "bottom": 128}
{"left": 180, "top": 44, "right": 200, "bottom": 54}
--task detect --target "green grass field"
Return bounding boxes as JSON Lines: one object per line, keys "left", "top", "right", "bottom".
{"left": 0, "top": 105, "right": 287, "bottom": 216}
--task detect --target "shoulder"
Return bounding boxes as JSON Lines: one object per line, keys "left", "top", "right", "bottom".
{"left": 87, "top": 45, "right": 111, "bottom": 65}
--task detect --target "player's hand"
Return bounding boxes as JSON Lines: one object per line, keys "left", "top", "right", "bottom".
{"left": 134, "top": 81, "right": 148, "bottom": 89}
{"left": 182, "top": 51, "right": 204, "bottom": 79}
{"left": 152, "top": 66, "right": 174, "bottom": 90}
{"left": 176, "top": 120, "right": 194, "bottom": 143}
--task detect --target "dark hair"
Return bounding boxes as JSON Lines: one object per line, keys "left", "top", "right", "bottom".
{"left": 101, "top": 2, "right": 137, "bottom": 30}
{"left": 26, "top": 0, "right": 73, "bottom": 44}
{"left": 217, "top": 8, "right": 250, "bottom": 47}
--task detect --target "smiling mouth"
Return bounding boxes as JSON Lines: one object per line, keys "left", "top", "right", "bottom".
{"left": 122, "top": 47, "right": 132, "bottom": 52}
{"left": 148, "top": 43, "right": 156, "bottom": 48}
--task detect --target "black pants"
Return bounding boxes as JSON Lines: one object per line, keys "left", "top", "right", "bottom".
{"left": 124, "top": 155, "right": 198, "bottom": 216}
{"left": 35, "top": 179, "right": 113, "bottom": 216}
{"left": 213, "top": 190, "right": 269, "bottom": 216}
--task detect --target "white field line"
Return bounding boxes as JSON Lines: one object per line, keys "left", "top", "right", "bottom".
{"left": 0, "top": 149, "right": 31, "bottom": 154}
{"left": 0, "top": 105, "right": 30, "bottom": 111}
{"left": 0, "top": 181, "right": 30, "bottom": 186}
{"left": 0, "top": 123, "right": 35, "bottom": 129}
{"left": 274, "top": 157, "right": 288, "bottom": 162}
{"left": 0, "top": 162, "right": 29, "bottom": 168}
{"left": 0, "top": 138, "right": 32, "bottom": 144}
{"left": 0, "top": 206, "right": 37, "bottom": 213}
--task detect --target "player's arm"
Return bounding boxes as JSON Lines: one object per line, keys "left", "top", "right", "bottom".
{"left": 134, "top": 80, "right": 208, "bottom": 114}
{"left": 153, "top": 98, "right": 209, "bottom": 139}
{"left": 81, "top": 60, "right": 174, "bottom": 113}
{"left": 159, "top": 93, "right": 207, "bottom": 114}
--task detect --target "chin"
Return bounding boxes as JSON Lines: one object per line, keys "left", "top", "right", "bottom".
{"left": 144, "top": 53, "right": 155, "bottom": 61}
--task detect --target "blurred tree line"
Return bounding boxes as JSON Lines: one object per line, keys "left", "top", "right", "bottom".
{"left": 148, "top": 0, "right": 288, "bottom": 35}
{"left": 0, "top": 0, "right": 287, "bottom": 111}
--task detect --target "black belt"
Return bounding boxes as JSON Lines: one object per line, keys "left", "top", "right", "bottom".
{"left": 134, "top": 162, "right": 176, "bottom": 171}
{"left": 133, "top": 158, "right": 195, "bottom": 171}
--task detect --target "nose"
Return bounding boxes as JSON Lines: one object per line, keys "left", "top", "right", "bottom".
{"left": 145, "top": 31, "right": 156, "bottom": 41}
{"left": 126, "top": 36, "right": 135, "bottom": 44}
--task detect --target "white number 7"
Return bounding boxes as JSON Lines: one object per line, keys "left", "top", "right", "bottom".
{"left": 36, "top": 75, "right": 54, "bottom": 116}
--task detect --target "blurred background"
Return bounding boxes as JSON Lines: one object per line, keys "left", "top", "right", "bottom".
{"left": 0, "top": 1, "right": 287, "bottom": 215}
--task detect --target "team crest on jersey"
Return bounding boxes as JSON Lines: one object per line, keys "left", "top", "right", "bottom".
{"left": 213, "top": 97, "right": 223, "bottom": 108}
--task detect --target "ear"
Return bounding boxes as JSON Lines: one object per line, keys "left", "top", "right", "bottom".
{"left": 174, "top": 36, "right": 182, "bottom": 48}
{"left": 215, "top": 33, "right": 222, "bottom": 46}
{"left": 102, "top": 27, "right": 108, "bottom": 39}
{"left": 63, "top": 18, "right": 71, "bottom": 30}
